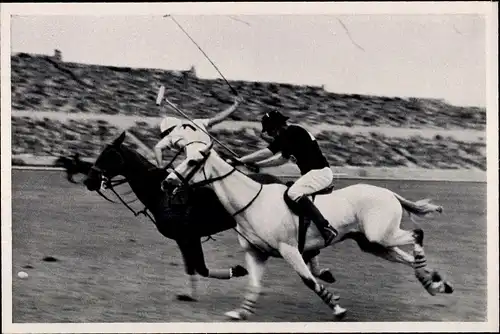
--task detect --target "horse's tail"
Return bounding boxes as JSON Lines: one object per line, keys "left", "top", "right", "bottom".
{"left": 392, "top": 192, "right": 443, "bottom": 219}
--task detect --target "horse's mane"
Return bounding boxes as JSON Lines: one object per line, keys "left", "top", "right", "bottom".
{"left": 54, "top": 156, "right": 71, "bottom": 163}
{"left": 120, "top": 144, "right": 160, "bottom": 172}
{"left": 248, "top": 172, "right": 285, "bottom": 185}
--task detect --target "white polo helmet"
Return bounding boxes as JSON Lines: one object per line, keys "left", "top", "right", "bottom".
{"left": 160, "top": 116, "right": 183, "bottom": 137}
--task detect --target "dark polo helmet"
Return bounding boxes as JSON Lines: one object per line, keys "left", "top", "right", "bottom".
{"left": 261, "top": 110, "right": 289, "bottom": 134}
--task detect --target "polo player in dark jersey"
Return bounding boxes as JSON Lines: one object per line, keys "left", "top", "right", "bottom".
{"left": 234, "top": 110, "right": 338, "bottom": 246}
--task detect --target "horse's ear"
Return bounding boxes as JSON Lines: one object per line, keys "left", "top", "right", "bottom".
{"left": 113, "top": 131, "right": 126, "bottom": 146}
{"left": 200, "top": 141, "right": 214, "bottom": 156}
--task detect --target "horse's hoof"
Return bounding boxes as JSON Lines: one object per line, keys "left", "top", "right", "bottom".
{"left": 225, "top": 309, "right": 248, "bottom": 321}
{"left": 225, "top": 310, "right": 242, "bottom": 320}
{"left": 231, "top": 265, "right": 249, "bottom": 277}
{"left": 444, "top": 281, "right": 454, "bottom": 294}
{"left": 333, "top": 305, "right": 347, "bottom": 320}
{"left": 318, "top": 269, "right": 336, "bottom": 283}
{"left": 431, "top": 271, "right": 442, "bottom": 282}
{"left": 176, "top": 294, "right": 197, "bottom": 302}
{"left": 426, "top": 287, "right": 438, "bottom": 296}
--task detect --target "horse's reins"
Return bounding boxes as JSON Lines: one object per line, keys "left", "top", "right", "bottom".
{"left": 96, "top": 178, "right": 135, "bottom": 205}
{"left": 90, "top": 143, "right": 186, "bottom": 225}
{"left": 105, "top": 177, "right": 137, "bottom": 202}
{"left": 90, "top": 164, "right": 151, "bottom": 219}
{"left": 171, "top": 142, "right": 264, "bottom": 219}
{"left": 163, "top": 141, "right": 212, "bottom": 190}
{"left": 97, "top": 176, "right": 157, "bottom": 224}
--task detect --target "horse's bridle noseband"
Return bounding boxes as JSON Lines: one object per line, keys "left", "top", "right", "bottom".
{"left": 89, "top": 163, "right": 134, "bottom": 206}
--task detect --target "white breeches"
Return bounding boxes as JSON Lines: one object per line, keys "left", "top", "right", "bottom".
{"left": 287, "top": 167, "right": 334, "bottom": 202}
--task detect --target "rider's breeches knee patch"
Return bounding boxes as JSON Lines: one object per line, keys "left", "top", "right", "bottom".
{"left": 287, "top": 168, "right": 333, "bottom": 202}
{"left": 286, "top": 187, "right": 303, "bottom": 202}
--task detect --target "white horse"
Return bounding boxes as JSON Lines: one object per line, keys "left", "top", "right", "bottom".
{"left": 163, "top": 142, "right": 454, "bottom": 321}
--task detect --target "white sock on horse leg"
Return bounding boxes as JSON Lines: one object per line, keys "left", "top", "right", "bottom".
{"left": 388, "top": 247, "right": 414, "bottom": 267}
{"left": 314, "top": 283, "right": 338, "bottom": 309}
{"left": 413, "top": 244, "right": 427, "bottom": 269}
{"left": 240, "top": 285, "right": 261, "bottom": 315}
{"left": 412, "top": 243, "right": 437, "bottom": 294}
{"left": 189, "top": 275, "right": 198, "bottom": 296}
{"left": 207, "top": 268, "right": 232, "bottom": 279}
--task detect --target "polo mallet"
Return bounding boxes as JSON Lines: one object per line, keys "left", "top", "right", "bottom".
{"left": 164, "top": 14, "right": 240, "bottom": 98}
{"left": 157, "top": 13, "right": 256, "bottom": 170}
{"left": 156, "top": 85, "right": 166, "bottom": 109}
{"left": 156, "top": 85, "right": 257, "bottom": 172}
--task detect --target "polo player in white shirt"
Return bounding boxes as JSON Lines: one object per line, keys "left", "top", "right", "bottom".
{"left": 154, "top": 96, "right": 243, "bottom": 169}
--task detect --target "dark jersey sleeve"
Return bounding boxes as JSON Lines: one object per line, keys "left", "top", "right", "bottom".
{"left": 290, "top": 125, "right": 315, "bottom": 144}
{"left": 267, "top": 126, "right": 308, "bottom": 158}
{"left": 267, "top": 135, "right": 283, "bottom": 154}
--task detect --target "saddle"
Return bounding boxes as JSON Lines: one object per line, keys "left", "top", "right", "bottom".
{"left": 283, "top": 179, "right": 336, "bottom": 254}
{"left": 284, "top": 180, "right": 336, "bottom": 197}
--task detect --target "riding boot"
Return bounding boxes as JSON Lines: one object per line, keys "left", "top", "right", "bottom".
{"left": 297, "top": 196, "right": 338, "bottom": 246}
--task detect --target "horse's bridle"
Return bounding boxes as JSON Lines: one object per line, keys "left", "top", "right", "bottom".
{"left": 89, "top": 146, "right": 159, "bottom": 223}
{"left": 169, "top": 142, "right": 264, "bottom": 218}
{"left": 88, "top": 143, "right": 222, "bottom": 244}
{"left": 93, "top": 141, "right": 207, "bottom": 212}
{"left": 89, "top": 169, "right": 125, "bottom": 203}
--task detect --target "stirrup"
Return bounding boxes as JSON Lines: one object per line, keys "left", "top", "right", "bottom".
{"left": 322, "top": 226, "right": 338, "bottom": 245}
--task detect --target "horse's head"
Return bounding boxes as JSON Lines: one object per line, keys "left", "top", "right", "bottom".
{"left": 84, "top": 131, "right": 127, "bottom": 191}
{"left": 163, "top": 141, "right": 215, "bottom": 190}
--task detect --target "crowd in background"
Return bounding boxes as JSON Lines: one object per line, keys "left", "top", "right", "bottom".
{"left": 12, "top": 117, "right": 486, "bottom": 171}
{"left": 11, "top": 52, "right": 487, "bottom": 171}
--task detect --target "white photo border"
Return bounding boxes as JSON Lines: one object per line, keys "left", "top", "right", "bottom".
{"left": 1, "top": 2, "right": 498, "bottom": 333}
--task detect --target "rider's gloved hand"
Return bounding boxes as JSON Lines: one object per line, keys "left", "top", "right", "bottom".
{"left": 234, "top": 95, "right": 245, "bottom": 104}
{"left": 226, "top": 157, "right": 244, "bottom": 166}
{"left": 245, "top": 163, "right": 260, "bottom": 174}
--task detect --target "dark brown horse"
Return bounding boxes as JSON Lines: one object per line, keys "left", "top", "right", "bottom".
{"left": 83, "top": 132, "right": 294, "bottom": 301}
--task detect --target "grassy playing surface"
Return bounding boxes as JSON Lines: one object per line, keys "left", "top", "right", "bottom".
{"left": 11, "top": 170, "right": 487, "bottom": 322}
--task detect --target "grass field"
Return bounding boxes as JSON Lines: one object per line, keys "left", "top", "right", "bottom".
{"left": 11, "top": 170, "right": 487, "bottom": 322}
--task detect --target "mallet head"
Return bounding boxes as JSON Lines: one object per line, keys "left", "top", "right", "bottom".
{"left": 156, "top": 86, "right": 166, "bottom": 106}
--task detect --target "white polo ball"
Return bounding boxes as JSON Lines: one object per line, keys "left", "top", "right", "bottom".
{"left": 18, "top": 271, "right": 28, "bottom": 279}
